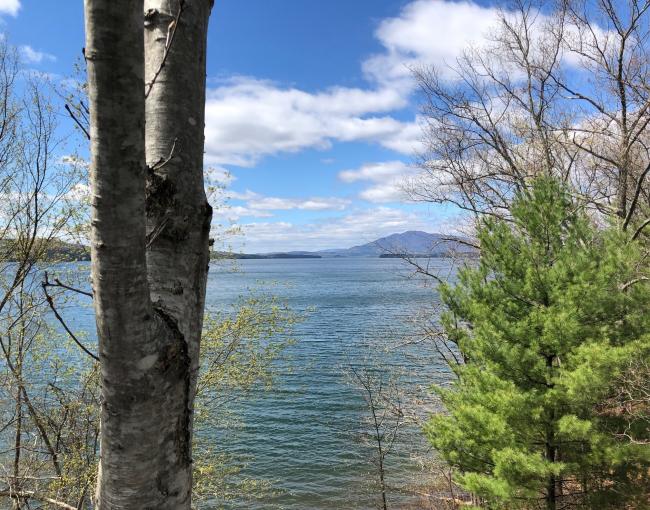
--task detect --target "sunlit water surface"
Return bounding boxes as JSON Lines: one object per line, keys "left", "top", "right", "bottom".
{"left": 63, "top": 257, "right": 455, "bottom": 509}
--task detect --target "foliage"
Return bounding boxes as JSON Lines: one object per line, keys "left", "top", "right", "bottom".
{"left": 0, "top": 286, "right": 298, "bottom": 509}
{"left": 426, "top": 178, "right": 650, "bottom": 509}
{"left": 192, "top": 294, "right": 299, "bottom": 508}
{"left": 197, "top": 295, "right": 297, "bottom": 402}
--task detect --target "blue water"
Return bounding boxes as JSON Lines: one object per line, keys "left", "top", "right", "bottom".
{"left": 60, "top": 257, "right": 454, "bottom": 509}
{"left": 204, "top": 257, "right": 452, "bottom": 509}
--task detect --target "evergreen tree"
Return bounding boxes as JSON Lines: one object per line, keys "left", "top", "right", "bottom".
{"left": 427, "top": 178, "right": 650, "bottom": 509}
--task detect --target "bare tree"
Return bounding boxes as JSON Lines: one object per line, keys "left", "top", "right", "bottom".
{"left": 0, "top": 39, "right": 91, "bottom": 509}
{"left": 348, "top": 365, "right": 404, "bottom": 510}
{"left": 410, "top": 0, "right": 650, "bottom": 239}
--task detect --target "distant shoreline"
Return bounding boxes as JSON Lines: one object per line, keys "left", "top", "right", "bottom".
{"left": 211, "top": 252, "right": 322, "bottom": 260}
{"left": 3, "top": 231, "right": 477, "bottom": 262}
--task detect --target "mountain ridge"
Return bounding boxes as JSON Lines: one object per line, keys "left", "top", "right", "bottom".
{"left": 216, "top": 231, "right": 476, "bottom": 259}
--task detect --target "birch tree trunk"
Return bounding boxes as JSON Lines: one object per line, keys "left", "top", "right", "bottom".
{"left": 143, "top": 0, "right": 214, "bottom": 467}
{"left": 85, "top": 0, "right": 213, "bottom": 508}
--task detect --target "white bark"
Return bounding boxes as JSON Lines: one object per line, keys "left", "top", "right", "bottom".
{"left": 143, "top": 0, "right": 213, "bottom": 423}
{"left": 85, "top": 0, "right": 213, "bottom": 508}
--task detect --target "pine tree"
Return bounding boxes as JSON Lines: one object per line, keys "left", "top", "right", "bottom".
{"left": 427, "top": 178, "right": 650, "bottom": 509}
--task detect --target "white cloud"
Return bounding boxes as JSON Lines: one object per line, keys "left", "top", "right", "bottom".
{"left": 20, "top": 45, "right": 56, "bottom": 64}
{"left": 213, "top": 205, "right": 273, "bottom": 223}
{"left": 364, "top": 0, "right": 501, "bottom": 87}
{"left": 339, "top": 161, "right": 418, "bottom": 203}
{"left": 365, "top": 0, "right": 613, "bottom": 87}
{"left": 339, "top": 161, "right": 412, "bottom": 183}
{"left": 253, "top": 196, "right": 350, "bottom": 211}
{"left": 203, "top": 77, "right": 412, "bottom": 166}
{"left": 359, "top": 183, "right": 409, "bottom": 203}
{"left": 379, "top": 117, "right": 425, "bottom": 155}
{"left": 0, "top": 0, "right": 19, "bottom": 16}
{"left": 229, "top": 189, "right": 350, "bottom": 212}
{"left": 201, "top": 2, "right": 509, "bottom": 168}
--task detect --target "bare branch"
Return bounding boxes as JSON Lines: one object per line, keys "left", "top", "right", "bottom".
{"left": 64, "top": 103, "right": 90, "bottom": 140}
{"left": 41, "top": 274, "right": 99, "bottom": 361}
{"left": 43, "top": 275, "right": 93, "bottom": 299}
{"left": 144, "top": 0, "right": 186, "bottom": 99}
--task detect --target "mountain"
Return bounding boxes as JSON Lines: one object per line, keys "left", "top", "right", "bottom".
{"left": 214, "top": 231, "right": 477, "bottom": 259}
{"left": 314, "top": 231, "right": 474, "bottom": 257}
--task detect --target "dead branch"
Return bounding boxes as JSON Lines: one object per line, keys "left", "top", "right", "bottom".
{"left": 64, "top": 104, "right": 90, "bottom": 141}
{"left": 144, "top": 0, "right": 186, "bottom": 99}
{"left": 41, "top": 274, "right": 99, "bottom": 361}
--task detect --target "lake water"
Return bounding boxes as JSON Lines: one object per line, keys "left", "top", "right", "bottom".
{"left": 63, "top": 257, "right": 454, "bottom": 509}
{"left": 205, "top": 257, "right": 452, "bottom": 509}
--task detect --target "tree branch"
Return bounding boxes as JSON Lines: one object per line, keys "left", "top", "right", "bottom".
{"left": 41, "top": 275, "right": 99, "bottom": 361}
{"left": 144, "top": 0, "right": 186, "bottom": 99}
{"left": 632, "top": 217, "right": 650, "bottom": 241}
{"left": 623, "top": 162, "right": 650, "bottom": 230}
{"left": 64, "top": 104, "right": 90, "bottom": 140}
{"left": 0, "top": 490, "right": 76, "bottom": 510}
{"left": 43, "top": 274, "right": 93, "bottom": 298}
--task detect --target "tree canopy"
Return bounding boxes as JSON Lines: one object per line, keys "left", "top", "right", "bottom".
{"left": 427, "top": 178, "right": 650, "bottom": 509}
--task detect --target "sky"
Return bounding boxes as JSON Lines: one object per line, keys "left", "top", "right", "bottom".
{"left": 0, "top": 0, "right": 508, "bottom": 252}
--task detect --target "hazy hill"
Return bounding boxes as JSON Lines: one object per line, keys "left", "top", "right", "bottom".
{"left": 315, "top": 231, "right": 474, "bottom": 257}
{"left": 0, "top": 239, "right": 90, "bottom": 262}
{"left": 2, "top": 232, "right": 473, "bottom": 262}
{"left": 215, "top": 231, "right": 476, "bottom": 259}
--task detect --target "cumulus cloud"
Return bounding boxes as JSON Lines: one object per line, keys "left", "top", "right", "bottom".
{"left": 20, "top": 45, "right": 56, "bottom": 64}
{"left": 339, "top": 161, "right": 418, "bottom": 203}
{"left": 359, "top": 183, "right": 409, "bottom": 204}
{"left": 339, "top": 161, "right": 412, "bottom": 183}
{"left": 364, "top": 0, "right": 611, "bottom": 86}
{"left": 213, "top": 205, "right": 273, "bottom": 223}
{"left": 201, "top": 2, "right": 509, "bottom": 168}
{"left": 228, "top": 189, "right": 350, "bottom": 212}
{"left": 203, "top": 77, "right": 414, "bottom": 166}
{"left": 364, "top": 0, "right": 501, "bottom": 86}
{"left": 0, "top": 0, "right": 19, "bottom": 16}
{"left": 379, "top": 117, "right": 425, "bottom": 155}
{"left": 251, "top": 196, "right": 350, "bottom": 212}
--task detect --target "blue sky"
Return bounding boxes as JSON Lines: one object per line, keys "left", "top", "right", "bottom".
{"left": 0, "top": 0, "right": 507, "bottom": 252}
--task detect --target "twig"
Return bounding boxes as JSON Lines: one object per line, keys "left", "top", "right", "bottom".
{"left": 144, "top": 0, "right": 186, "bottom": 99}
{"left": 150, "top": 137, "right": 179, "bottom": 171}
{"left": 41, "top": 275, "right": 99, "bottom": 362}
{"left": 620, "top": 276, "right": 650, "bottom": 291}
{"left": 43, "top": 276, "right": 92, "bottom": 299}
{"left": 0, "top": 490, "right": 76, "bottom": 510}
{"left": 632, "top": 217, "right": 650, "bottom": 241}
{"left": 439, "top": 236, "right": 480, "bottom": 251}
{"left": 64, "top": 104, "right": 90, "bottom": 140}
